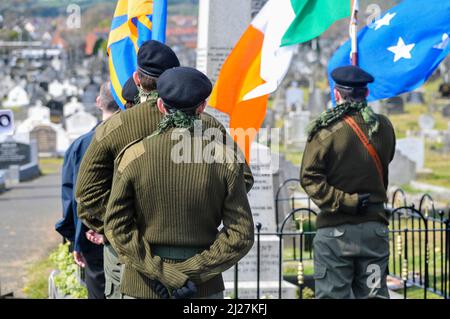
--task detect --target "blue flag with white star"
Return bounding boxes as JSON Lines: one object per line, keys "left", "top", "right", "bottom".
{"left": 328, "top": 0, "right": 450, "bottom": 104}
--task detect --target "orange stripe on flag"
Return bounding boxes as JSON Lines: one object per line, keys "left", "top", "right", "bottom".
{"left": 210, "top": 25, "right": 268, "bottom": 161}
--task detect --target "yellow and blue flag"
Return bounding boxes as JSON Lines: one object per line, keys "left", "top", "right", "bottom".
{"left": 108, "top": 0, "right": 168, "bottom": 109}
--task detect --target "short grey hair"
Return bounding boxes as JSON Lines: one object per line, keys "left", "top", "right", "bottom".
{"left": 99, "top": 83, "right": 120, "bottom": 113}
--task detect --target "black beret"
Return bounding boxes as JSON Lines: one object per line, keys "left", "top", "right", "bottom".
{"left": 122, "top": 76, "right": 138, "bottom": 103}
{"left": 157, "top": 67, "right": 212, "bottom": 111}
{"left": 331, "top": 65, "right": 374, "bottom": 88}
{"left": 137, "top": 40, "right": 180, "bottom": 78}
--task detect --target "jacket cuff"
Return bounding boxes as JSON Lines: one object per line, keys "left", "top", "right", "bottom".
{"left": 161, "top": 265, "right": 189, "bottom": 291}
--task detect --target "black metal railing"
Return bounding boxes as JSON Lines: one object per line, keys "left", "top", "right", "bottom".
{"left": 229, "top": 181, "right": 449, "bottom": 299}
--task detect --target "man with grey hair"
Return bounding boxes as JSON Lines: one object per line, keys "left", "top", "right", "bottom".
{"left": 56, "top": 82, "right": 119, "bottom": 299}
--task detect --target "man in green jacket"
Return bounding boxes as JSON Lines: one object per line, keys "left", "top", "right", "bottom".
{"left": 300, "top": 66, "right": 396, "bottom": 299}
{"left": 76, "top": 41, "right": 253, "bottom": 299}
{"left": 104, "top": 67, "right": 255, "bottom": 299}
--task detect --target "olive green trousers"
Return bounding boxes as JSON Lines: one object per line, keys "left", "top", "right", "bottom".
{"left": 313, "top": 221, "right": 390, "bottom": 299}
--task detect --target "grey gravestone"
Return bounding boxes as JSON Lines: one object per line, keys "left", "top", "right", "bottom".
{"left": 442, "top": 104, "right": 450, "bottom": 118}
{"left": 385, "top": 97, "right": 404, "bottom": 115}
{"left": 407, "top": 91, "right": 425, "bottom": 104}
{"left": 30, "top": 125, "right": 57, "bottom": 156}
{"left": 418, "top": 114, "right": 435, "bottom": 131}
{"left": 0, "top": 138, "right": 39, "bottom": 182}
{"left": 285, "top": 82, "right": 304, "bottom": 112}
{"left": 222, "top": 143, "right": 296, "bottom": 298}
{"left": 396, "top": 138, "right": 425, "bottom": 171}
{"left": 307, "top": 89, "right": 327, "bottom": 117}
{"left": 197, "top": 0, "right": 268, "bottom": 127}
{"left": 198, "top": 0, "right": 296, "bottom": 297}
{"left": 285, "top": 111, "right": 310, "bottom": 151}
{"left": 0, "top": 170, "right": 5, "bottom": 193}
{"left": 0, "top": 141, "right": 31, "bottom": 169}
{"left": 389, "top": 149, "right": 416, "bottom": 185}
{"left": 444, "top": 124, "right": 450, "bottom": 153}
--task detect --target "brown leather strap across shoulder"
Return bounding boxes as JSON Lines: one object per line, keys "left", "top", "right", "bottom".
{"left": 343, "top": 115, "right": 385, "bottom": 184}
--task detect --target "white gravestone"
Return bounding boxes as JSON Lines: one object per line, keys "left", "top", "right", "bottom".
{"left": 64, "top": 97, "right": 85, "bottom": 118}
{"left": 285, "top": 111, "right": 310, "bottom": 151}
{"left": 28, "top": 101, "right": 51, "bottom": 122}
{"left": 4, "top": 85, "right": 30, "bottom": 108}
{"left": 396, "top": 137, "right": 425, "bottom": 171}
{"left": 49, "top": 80, "right": 65, "bottom": 99}
{"left": 66, "top": 110, "right": 98, "bottom": 142}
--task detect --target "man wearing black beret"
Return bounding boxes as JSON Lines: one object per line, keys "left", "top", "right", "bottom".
{"left": 104, "top": 67, "right": 254, "bottom": 299}
{"left": 300, "top": 65, "right": 396, "bottom": 299}
{"left": 121, "top": 76, "right": 139, "bottom": 109}
{"left": 76, "top": 41, "right": 254, "bottom": 299}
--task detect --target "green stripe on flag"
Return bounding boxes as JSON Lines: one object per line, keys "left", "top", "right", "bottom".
{"left": 281, "top": 0, "right": 351, "bottom": 47}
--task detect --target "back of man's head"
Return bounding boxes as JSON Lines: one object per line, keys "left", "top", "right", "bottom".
{"left": 99, "top": 83, "right": 120, "bottom": 114}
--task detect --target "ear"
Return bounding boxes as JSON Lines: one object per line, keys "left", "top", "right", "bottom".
{"left": 157, "top": 98, "right": 168, "bottom": 115}
{"left": 365, "top": 88, "right": 370, "bottom": 98}
{"left": 196, "top": 101, "right": 207, "bottom": 114}
{"left": 95, "top": 95, "right": 102, "bottom": 110}
{"left": 133, "top": 71, "right": 140, "bottom": 87}
{"left": 334, "top": 88, "right": 341, "bottom": 102}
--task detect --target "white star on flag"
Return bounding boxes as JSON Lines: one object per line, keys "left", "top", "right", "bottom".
{"left": 373, "top": 12, "right": 396, "bottom": 30}
{"left": 433, "top": 33, "right": 449, "bottom": 50}
{"left": 388, "top": 37, "right": 415, "bottom": 62}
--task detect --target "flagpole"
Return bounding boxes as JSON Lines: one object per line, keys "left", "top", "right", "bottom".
{"left": 350, "top": 0, "right": 359, "bottom": 66}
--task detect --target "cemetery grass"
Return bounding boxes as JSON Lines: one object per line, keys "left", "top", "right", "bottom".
{"left": 22, "top": 254, "right": 55, "bottom": 299}
{"left": 39, "top": 158, "right": 63, "bottom": 175}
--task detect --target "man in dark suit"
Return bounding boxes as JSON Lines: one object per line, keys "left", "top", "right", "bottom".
{"left": 55, "top": 83, "right": 120, "bottom": 299}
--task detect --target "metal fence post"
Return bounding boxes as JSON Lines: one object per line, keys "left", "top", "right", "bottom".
{"left": 256, "top": 223, "right": 262, "bottom": 300}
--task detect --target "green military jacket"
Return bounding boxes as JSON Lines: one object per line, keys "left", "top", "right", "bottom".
{"left": 76, "top": 92, "right": 254, "bottom": 233}
{"left": 300, "top": 111, "right": 396, "bottom": 229}
{"left": 104, "top": 127, "right": 254, "bottom": 298}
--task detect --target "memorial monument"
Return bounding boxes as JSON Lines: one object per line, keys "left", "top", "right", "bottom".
{"left": 197, "top": 0, "right": 297, "bottom": 298}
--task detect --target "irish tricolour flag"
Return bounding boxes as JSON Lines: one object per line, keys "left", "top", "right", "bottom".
{"left": 210, "top": 0, "right": 351, "bottom": 159}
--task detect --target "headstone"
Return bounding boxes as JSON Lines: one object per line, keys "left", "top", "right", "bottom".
{"left": 198, "top": 0, "right": 297, "bottom": 298}
{"left": 28, "top": 101, "right": 51, "bottom": 122}
{"left": 285, "top": 111, "right": 310, "bottom": 151}
{"left": 0, "top": 170, "right": 5, "bottom": 193}
{"left": 49, "top": 80, "right": 65, "bottom": 99}
{"left": 407, "top": 91, "right": 425, "bottom": 104}
{"left": 223, "top": 143, "right": 296, "bottom": 298}
{"left": 307, "top": 89, "right": 327, "bottom": 117}
{"left": 385, "top": 96, "right": 405, "bottom": 115}
{"left": 197, "top": 0, "right": 269, "bottom": 127}
{"left": 442, "top": 104, "right": 450, "bottom": 118}
{"left": 63, "top": 97, "right": 85, "bottom": 118}
{"left": 66, "top": 110, "right": 98, "bottom": 142}
{"left": 0, "top": 141, "right": 31, "bottom": 169}
{"left": 0, "top": 138, "right": 40, "bottom": 182}
{"left": 418, "top": 114, "right": 435, "bottom": 131}
{"left": 285, "top": 82, "right": 304, "bottom": 112}
{"left": 389, "top": 149, "right": 416, "bottom": 185}
{"left": 30, "top": 125, "right": 57, "bottom": 156}
{"left": 3, "top": 85, "right": 30, "bottom": 108}
{"left": 396, "top": 137, "right": 425, "bottom": 171}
